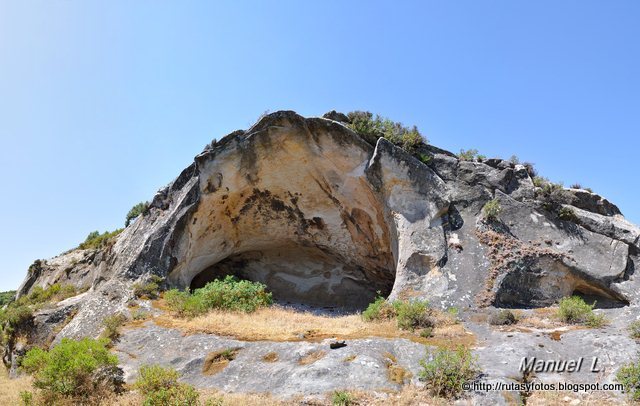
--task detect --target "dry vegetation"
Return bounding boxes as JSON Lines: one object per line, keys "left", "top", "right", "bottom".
{"left": 527, "top": 391, "right": 631, "bottom": 406}
{"left": 298, "top": 350, "right": 327, "bottom": 365}
{"left": 152, "top": 302, "right": 475, "bottom": 349}
{"left": 202, "top": 347, "right": 241, "bottom": 375}
{"left": 0, "top": 368, "right": 32, "bottom": 406}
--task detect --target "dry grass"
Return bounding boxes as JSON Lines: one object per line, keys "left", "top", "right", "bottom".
{"left": 202, "top": 347, "right": 240, "bottom": 375}
{"left": 153, "top": 304, "right": 475, "bottom": 349}
{"left": 0, "top": 368, "right": 33, "bottom": 406}
{"left": 527, "top": 390, "right": 630, "bottom": 406}
{"left": 382, "top": 352, "right": 412, "bottom": 385}
{"left": 298, "top": 350, "right": 326, "bottom": 365}
{"left": 343, "top": 354, "right": 357, "bottom": 362}
{"left": 262, "top": 352, "right": 279, "bottom": 362}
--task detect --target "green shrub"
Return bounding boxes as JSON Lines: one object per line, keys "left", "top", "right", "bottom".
{"left": 558, "top": 206, "right": 579, "bottom": 223}
{"left": 629, "top": 321, "right": 640, "bottom": 339}
{"left": 420, "top": 327, "right": 434, "bottom": 338}
{"left": 332, "top": 390, "right": 353, "bottom": 406}
{"left": 22, "top": 284, "right": 77, "bottom": 306}
{"left": 165, "top": 276, "right": 272, "bottom": 318}
{"left": 101, "top": 313, "right": 127, "bottom": 343}
{"left": 509, "top": 155, "right": 520, "bottom": 165}
{"left": 135, "top": 365, "right": 200, "bottom": 406}
{"left": 133, "top": 275, "right": 164, "bottom": 299}
{"left": 363, "top": 297, "right": 433, "bottom": 331}
{"left": 126, "top": 201, "right": 150, "bottom": 227}
{"left": 557, "top": 296, "right": 606, "bottom": 327}
{"left": 362, "top": 296, "right": 395, "bottom": 322}
{"left": 616, "top": 359, "right": 640, "bottom": 401}
{"left": 532, "top": 176, "right": 548, "bottom": 188}
{"left": 488, "top": 309, "right": 517, "bottom": 326}
{"left": 458, "top": 149, "right": 480, "bottom": 161}
{"left": 0, "top": 290, "right": 16, "bottom": 306}
{"left": 419, "top": 346, "right": 479, "bottom": 399}
{"left": 418, "top": 153, "right": 432, "bottom": 164}
{"left": 133, "top": 309, "right": 150, "bottom": 321}
{"left": 346, "top": 111, "right": 426, "bottom": 152}
{"left": 19, "top": 390, "right": 34, "bottom": 406}
{"left": 79, "top": 229, "right": 123, "bottom": 250}
{"left": 482, "top": 199, "right": 501, "bottom": 221}
{"left": 393, "top": 300, "right": 432, "bottom": 331}
{"left": 538, "top": 182, "right": 573, "bottom": 209}
{"left": 21, "top": 338, "right": 122, "bottom": 402}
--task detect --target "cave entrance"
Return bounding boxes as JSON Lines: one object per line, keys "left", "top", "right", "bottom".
{"left": 189, "top": 245, "right": 395, "bottom": 312}
{"left": 493, "top": 257, "right": 628, "bottom": 309}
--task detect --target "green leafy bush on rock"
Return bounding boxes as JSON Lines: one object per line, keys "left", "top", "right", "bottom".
{"left": 419, "top": 346, "right": 479, "bottom": 399}
{"left": 134, "top": 365, "right": 200, "bottom": 406}
{"left": 165, "top": 276, "right": 272, "bottom": 318}
{"left": 557, "top": 296, "right": 606, "bottom": 327}
{"left": 21, "top": 338, "right": 123, "bottom": 403}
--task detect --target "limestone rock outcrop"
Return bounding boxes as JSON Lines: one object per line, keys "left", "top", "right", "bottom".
{"left": 10, "top": 110, "right": 640, "bottom": 359}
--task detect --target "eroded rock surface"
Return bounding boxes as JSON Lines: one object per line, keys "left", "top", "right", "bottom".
{"left": 10, "top": 110, "right": 640, "bottom": 402}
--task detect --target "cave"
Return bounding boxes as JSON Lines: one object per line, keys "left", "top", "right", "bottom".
{"left": 493, "top": 256, "right": 628, "bottom": 309}
{"left": 188, "top": 244, "right": 395, "bottom": 311}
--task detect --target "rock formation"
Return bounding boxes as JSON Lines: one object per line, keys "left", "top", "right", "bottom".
{"left": 6, "top": 110, "right": 640, "bottom": 401}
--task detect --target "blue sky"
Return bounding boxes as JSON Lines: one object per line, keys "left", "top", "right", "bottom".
{"left": 0, "top": 1, "right": 638, "bottom": 291}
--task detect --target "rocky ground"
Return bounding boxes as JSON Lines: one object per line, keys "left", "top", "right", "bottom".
{"left": 107, "top": 299, "right": 639, "bottom": 405}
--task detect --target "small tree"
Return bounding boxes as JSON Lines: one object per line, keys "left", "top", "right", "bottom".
{"left": 125, "top": 201, "right": 150, "bottom": 227}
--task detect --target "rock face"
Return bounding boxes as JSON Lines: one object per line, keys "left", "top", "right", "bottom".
{"left": 15, "top": 110, "right": 640, "bottom": 330}
{"left": 9, "top": 110, "right": 640, "bottom": 400}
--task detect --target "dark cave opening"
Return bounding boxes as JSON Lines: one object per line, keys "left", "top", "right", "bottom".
{"left": 189, "top": 245, "right": 395, "bottom": 312}
{"left": 493, "top": 257, "right": 629, "bottom": 309}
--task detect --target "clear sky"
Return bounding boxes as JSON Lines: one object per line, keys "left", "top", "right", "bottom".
{"left": 0, "top": 1, "right": 638, "bottom": 291}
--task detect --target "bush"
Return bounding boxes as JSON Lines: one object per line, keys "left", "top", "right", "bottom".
{"left": 126, "top": 201, "right": 150, "bottom": 227}
{"left": 79, "top": 229, "right": 123, "bottom": 250}
{"left": 362, "top": 297, "right": 433, "bottom": 331}
{"left": 482, "top": 199, "right": 501, "bottom": 221}
{"left": 0, "top": 290, "right": 16, "bottom": 306}
{"left": 532, "top": 176, "right": 548, "bottom": 188}
{"left": 101, "top": 313, "right": 127, "bottom": 343}
{"left": 21, "top": 338, "right": 122, "bottom": 402}
{"left": 346, "top": 111, "right": 426, "bottom": 152}
{"left": 629, "top": 321, "right": 640, "bottom": 339}
{"left": 558, "top": 206, "right": 579, "bottom": 223}
{"left": 458, "top": 149, "right": 480, "bottom": 161}
{"left": 418, "top": 153, "right": 432, "bottom": 164}
{"left": 538, "top": 182, "right": 574, "bottom": 209}
{"left": 165, "top": 276, "right": 272, "bottom": 318}
{"left": 393, "top": 300, "right": 432, "bottom": 331}
{"left": 133, "top": 275, "right": 164, "bottom": 299}
{"left": 332, "top": 390, "right": 353, "bottom": 406}
{"left": 22, "top": 284, "right": 77, "bottom": 306}
{"left": 362, "top": 296, "right": 395, "bottom": 322}
{"left": 135, "top": 365, "right": 200, "bottom": 406}
{"left": 132, "top": 309, "right": 150, "bottom": 321}
{"left": 488, "top": 309, "right": 517, "bottom": 326}
{"left": 557, "top": 296, "right": 606, "bottom": 327}
{"left": 419, "top": 346, "right": 479, "bottom": 399}
{"left": 617, "top": 359, "right": 640, "bottom": 401}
